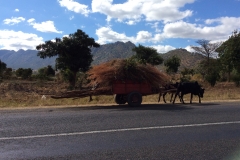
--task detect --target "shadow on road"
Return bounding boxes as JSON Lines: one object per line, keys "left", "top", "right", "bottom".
{"left": 59, "top": 102, "right": 220, "bottom": 112}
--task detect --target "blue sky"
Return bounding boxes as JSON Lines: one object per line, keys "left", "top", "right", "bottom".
{"left": 1, "top": 0, "right": 240, "bottom": 53}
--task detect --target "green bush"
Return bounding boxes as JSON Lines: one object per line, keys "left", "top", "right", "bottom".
{"left": 205, "top": 72, "right": 220, "bottom": 87}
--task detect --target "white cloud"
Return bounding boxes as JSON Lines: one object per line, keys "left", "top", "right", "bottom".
{"left": 96, "top": 27, "right": 135, "bottom": 44}
{"left": 15, "top": 9, "right": 19, "bottom": 12}
{"left": 27, "top": 18, "right": 63, "bottom": 33}
{"left": 185, "top": 45, "right": 195, "bottom": 52}
{"left": 96, "top": 26, "right": 165, "bottom": 45}
{"left": 0, "top": 30, "right": 44, "bottom": 51}
{"left": 95, "top": 16, "right": 240, "bottom": 53}
{"left": 3, "top": 17, "right": 25, "bottom": 25}
{"left": 136, "top": 31, "right": 152, "bottom": 42}
{"left": 151, "top": 44, "right": 176, "bottom": 53}
{"left": 58, "top": 0, "right": 91, "bottom": 16}
{"left": 92, "top": 0, "right": 195, "bottom": 24}
{"left": 162, "top": 17, "right": 240, "bottom": 41}
{"left": 95, "top": 26, "right": 174, "bottom": 53}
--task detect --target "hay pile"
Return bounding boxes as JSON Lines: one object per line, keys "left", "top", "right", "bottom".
{"left": 87, "top": 59, "right": 170, "bottom": 91}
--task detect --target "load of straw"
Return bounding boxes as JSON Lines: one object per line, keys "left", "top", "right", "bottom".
{"left": 87, "top": 59, "right": 170, "bottom": 92}
{"left": 51, "top": 59, "right": 170, "bottom": 99}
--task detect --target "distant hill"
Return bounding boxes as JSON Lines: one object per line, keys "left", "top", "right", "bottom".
{"left": 0, "top": 41, "right": 205, "bottom": 70}
{"left": 91, "top": 41, "right": 136, "bottom": 65}
{"left": 0, "top": 49, "right": 56, "bottom": 70}
{"left": 160, "top": 48, "right": 205, "bottom": 71}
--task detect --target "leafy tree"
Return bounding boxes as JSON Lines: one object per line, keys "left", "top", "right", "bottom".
{"left": 181, "top": 68, "right": 195, "bottom": 76}
{"left": 196, "top": 60, "right": 207, "bottom": 80}
{"left": 164, "top": 55, "right": 181, "bottom": 74}
{"left": 191, "top": 39, "right": 222, "bottom": 72}
{"left": 38, "top": 65, "right": 55, "bottom": 76}
{"left": 45, "top": 65, "right": 55, "bottom": 76}
{"left": 218, "top": 50, "right": 234, "bottom": 82}
{"left": 216, "top": 30, "right": 240, "bottom": 77}
{"left": 37, "top": 65, "right": 55, "bottom": 80}
{"left": 16, "top": 68, "right": 32, "bottom": 79}
{"left": 196, "top": 58, "right": 221, "bottom": 86}
{"left": 36, "top": 29, "right": 100, "bottom": 88}
{"left": 0, "top": 60, "right": 7, "bottom": 81}
{"left": 132, "top": 44, "right": 163, "bottom": 65}
{"left": 3, "top": 68, "right": 12, "bottom": 79}
{"left": 232, "top": 69, "right": 240, "bottom": 87}
{"left": 180, "top": 67, "right": 195, "bottom": 82}
{"left": 204, "top": 59, "right": 221, "bottom": 86}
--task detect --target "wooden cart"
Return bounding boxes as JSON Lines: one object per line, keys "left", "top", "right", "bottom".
{"left": 112, "top": 80, "right": 159, "bottom": 107}
{"left": 51, "top": 80, "right": 161, "bottom": 107}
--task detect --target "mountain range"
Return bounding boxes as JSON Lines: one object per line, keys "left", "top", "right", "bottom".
{"left": 0, "top": 41, "right": 205, "bottom": 70}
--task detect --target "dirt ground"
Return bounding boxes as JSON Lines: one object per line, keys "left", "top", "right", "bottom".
{"left": 0, "top": 80, "right": 68, "bottom": 102}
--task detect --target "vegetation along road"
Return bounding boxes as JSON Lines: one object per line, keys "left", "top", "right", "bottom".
{"left": 0, "top": 102, "right": 240, "bottom": 160}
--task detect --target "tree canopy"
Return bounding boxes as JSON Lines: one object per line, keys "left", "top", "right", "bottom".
{"left": 216, "top": 30, "right": 240, "bottom": 73}
{"left": 15, "top": 68, "right": 32, "bottom": 79}
{"left": 191, "top": 39, "right": 222, "bottom": 59}
{"left": 132, "top": 44, "right": 163, "bottom": 66}
{"left": 164, "top": 55, "right": 181, "bottom": 74}
{"left": 36, "top": 29, "right": 100, "bottom": 88}
{"left": 0, "top": 60, "right": 7, "bottom": 74}
{"left": 0, "top": 60, "right": 7, "bottom": 80}
{"left": 191, "top": 39, "right": 222, "bottom": 73}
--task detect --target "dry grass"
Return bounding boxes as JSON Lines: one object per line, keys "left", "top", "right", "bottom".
{"left": 0, "top": 80, "right": 239, "bottom": 109}
{"left": 87, "top": 59, "right": 170, "bottom": 88}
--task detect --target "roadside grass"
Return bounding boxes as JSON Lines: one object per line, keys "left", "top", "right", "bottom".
{"left": 0, "top": 81, "right": 240, "bottom": 108}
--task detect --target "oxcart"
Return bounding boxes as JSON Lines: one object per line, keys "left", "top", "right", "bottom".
{"left": 51, "top": 80, "right": 161, "bottom": 107}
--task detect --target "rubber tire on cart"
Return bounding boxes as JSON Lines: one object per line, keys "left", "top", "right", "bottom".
{"left": 127, "top": 92, "right": 142, "bottom": 107}
{"left": 114, "top": 94, "right": 127, "bottom": 104}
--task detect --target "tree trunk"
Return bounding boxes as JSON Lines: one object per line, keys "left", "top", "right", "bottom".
{"left": 69, "top": 71, "right": 77, "bottom": 90}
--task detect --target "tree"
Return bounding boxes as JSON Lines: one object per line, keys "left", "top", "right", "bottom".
{"left": 16, "top": 68, "right": 32, "bottom": 79}
{"left": 36, "top": 29, "right": 100, "bottom": 88}
{"left": 191, "top": 39, "right": 222, "bottom": 72}
{"left": 132, "top": 44, "right": 163, "bottom": 65}
{"left": 216, "top": 30, "right": 240, "bottom": 76}
{"left": 180, "top": 67, "right": 195, "bottom": 82}
{"left": 3, "top": 68, "right": 12, "bottom": 79}
{"left": 205, "top": 59, "right": 221, "bottom": 86}
{"left": 37, "top": 65, "right": 55, "bottom": 80}
{"left": 0, "top": 59, "right": 7, "bottom": 75}
{"left": 38, "top": 65, "right": 55, "bottom": 77}
{"left": 0, "top": 60, "right": 7, "bottom": 81}
{"left": 164, "top": 55, "right": 181, "bottom": 74}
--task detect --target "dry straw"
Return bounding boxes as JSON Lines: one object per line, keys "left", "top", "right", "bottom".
{"left": 87, "top": 59, "right": 170, "bottom": 91}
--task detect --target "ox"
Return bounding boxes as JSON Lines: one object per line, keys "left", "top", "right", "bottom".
{"left": 172, "top": 81, "right": 204, "bottom": 104}
{"left": 158, "top": 82, "right": 180, "bottom": 103}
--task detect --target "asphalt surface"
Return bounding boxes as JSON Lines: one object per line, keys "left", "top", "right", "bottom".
{"left": 0, "top": 102, "right": 240, "bottom": 160}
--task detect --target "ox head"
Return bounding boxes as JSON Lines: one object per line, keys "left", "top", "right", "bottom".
{"left": 199, "top": 87, "right": 205, "bottom": 98}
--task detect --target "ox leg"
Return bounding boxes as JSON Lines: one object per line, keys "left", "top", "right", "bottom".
{"left": 89, "top": 95, "right": 93, "bottom": 102}
{"left": 172, "top": 91, "right": 179, "bottom": 104}
{"left": 158, "top": 92, "right": 162, "bottom": 103}
{"left": 163, "top": 92, "right": 167, "bottom": 103}
{"left": 170, "top": 93, "right": 174, "bottom": 103}
{"left": 178, "top": 92, "right": 182, "bottom": 102}
{"left": 190, "top": 93, "right": 193, "bottom": 104}
{"left": 198, "top": 95, "right": 201, "bottom": 103}
{"left": 181, "top": 94, "right": 185, "bottom": 104}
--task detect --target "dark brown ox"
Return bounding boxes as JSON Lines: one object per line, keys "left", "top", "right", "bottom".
{"left": 172, "top": 81, "right": 205, "bottom": 104}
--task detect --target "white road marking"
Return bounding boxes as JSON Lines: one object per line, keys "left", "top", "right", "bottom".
{"left": 1, "top": 121, "right": 240, "bottom": 141}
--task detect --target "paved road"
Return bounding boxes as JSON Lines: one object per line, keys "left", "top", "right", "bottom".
{"left": 0, "top": 102, "right": 240, "bottom": 160}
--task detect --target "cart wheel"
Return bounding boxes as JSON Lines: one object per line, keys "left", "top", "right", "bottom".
{"left": 114, "top": 94, "right": 127, "bottom": 104}
{"left": 127, "top": 92, "right": 142, "bottom": 107}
